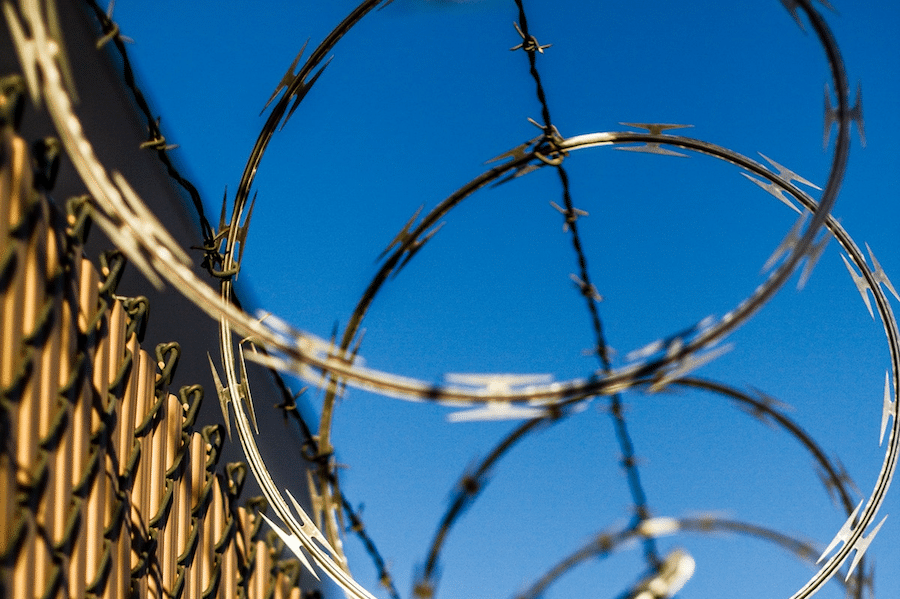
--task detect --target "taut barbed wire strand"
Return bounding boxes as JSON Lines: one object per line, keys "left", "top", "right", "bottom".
{"left": 4, "top": 1, "right": 898, "bottom": 598}
{"left": 507, "top": 0, "right": 664, "bottom": 574}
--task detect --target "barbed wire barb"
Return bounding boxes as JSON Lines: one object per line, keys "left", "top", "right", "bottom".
{"left": 881, "top": 372, "right": 896, "bottom": 446}
{"left": 865, "top": 243, "right": 900, "bottom": 301}
{"left": 510, "top": 21, "right": 551, "bottom": 54}
{"left": 208, "top": 352, "right": 234, "bottom": 439}
{"left": 798, "top": 228, "right": 833, "bottom": 289}
{"left": 263, "top": 39, "right": 310, "bottom": 112}
{"left": 378, "top": 204, "right": 423, "bottom": 260}
{"left": 825, "top": 82, "right": 865, "bottom": 148}
{"left": 550, "top": 201, "right": 588, "bottom": 232}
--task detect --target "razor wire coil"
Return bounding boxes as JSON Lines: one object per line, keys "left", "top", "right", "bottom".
{"left": 5, "top": 0, "right": 898, "bottom": 598}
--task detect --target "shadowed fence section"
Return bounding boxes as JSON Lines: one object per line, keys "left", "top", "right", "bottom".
{"left": 0, "top": 124, "right": 313, "bottom": 599}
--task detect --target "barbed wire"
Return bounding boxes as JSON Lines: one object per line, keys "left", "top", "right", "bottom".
{"left": 509, "top": 0, "right": 662, "bottom": 573}
{"left": 5, "top": 1, "right": 898, "bottom": 598}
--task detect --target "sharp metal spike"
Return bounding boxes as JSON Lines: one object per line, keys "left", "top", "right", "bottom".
{"left": 620, "top": 122, "right": 693, "bottom": 135}
{"left": 798, "top": 228, "right": 832, "bottom": 289}
{"left": 285, "top": 488, "right": 340, "bottom": 555}
{"left": 626, "top": 338, "right": 665, "bottom": 363}
{"left": 378, "top": 205, "right": 423, "bottom": 260}
{"left": 738, "top": 401, "right": 775, "bottom": 429}
{"left": 865, "top": 243, "right": 899, "bottom": 301}
{"left": 445, "top": 373, "right": 553, "bottom": 394}
{"left": 237, "top": 342, "right": 259, "bottom": 435}
{"left": 235, "top": 191, "right": 257, "bottom": 267}
{"left": 650, "top": 343, "right": 733, "bottom": 392}
{"left": 616, "top": 143, "right": 688, "bottom": 158}
{"left": 394, "top": 243, "right": 419, "bottom": 276}
{"left": 262, "top": 40, "right": 309, "bottom": 112}
{"left": 306, "top": 470, "right": 325, "bottom": 530}
{"left": 259, "top": 512, "right": 319, "bottom": 579}
{"left": 350, "top": 329, "right": 366, "bottom": 360}
{"left": 763, "top": 213, "right": 805, "bottom": 273}
{"left": 218, "top": 187, "right": 230, "bottom": 233}
{"left": 881, "top": 371, "right": 896, "bottom": 446}
{"left": 393, "top": 222, "right": 445, "bottom": 277}
{"left": 822, "top": 83, "right": 865, "bottom": 148}
{"left": 741, "top": 172, "right": 802, "bottom": 214}
{"left": 841, "top": 254, "right": 874, "bottom": 318}
{"left": 486, "top": 137, "right": 539, "bottom": 165}
{"left": 625, "top": 316, "right": 716, "bottom": 363}
{"left": 550, "top": 200, "right": 567, "bottom": 216}
{"left": 665, "top": 336, "right": 685, "bottom": 360}
{"left": 818, "top": 500, "right": 863, "bottom": 563}
{"left": 758, "top": 152, "right": 821, "bottom": 190}
{"left": 509, "top": 21, "right": 552, "bottom": 53}
{"left": 447, "top": 402, "right": 548, "bottom": 422}
{"left": 749, "top": 386, "right": 793, "bottom": 412}
{"left": 207, "top": 353, "right": 232, "bottom": 439}
{"left": 550, "top": 201, "right": 589, "bottom": 232}
{"left": 281, "top": 57, "right": 333, "bottom": 130}
{"left": 569, "top": 273, "right": 603, "bottom": 302}
{"left": 492, "top": 163, "right": 542, "bottom": 187}
{"left": 420, "top": 220, "right": 445, "bottom": 244}
{"left": 845, "top": 516, "right": 887, "bottom": 581}
{"left": 526, "top": 117, "right": 545, "bottom": 131}
{"left": 779, "top": 0, "right": 806, "bottom": 30}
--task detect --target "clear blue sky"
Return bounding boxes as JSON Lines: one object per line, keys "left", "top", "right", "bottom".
{"left": 113, "top": 2, "right": 899, "bottom": 597}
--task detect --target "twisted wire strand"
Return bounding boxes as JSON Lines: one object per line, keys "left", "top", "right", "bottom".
{"left": 81, "top": 0, "right": 217, "bottom": 257}
{"left": 516, "top": 0, "right": 662, "bottom": 571}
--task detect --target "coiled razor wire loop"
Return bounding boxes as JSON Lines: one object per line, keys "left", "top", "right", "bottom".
{"left": 513, "top": 514, "right": 865, "bottom": 599}
{"left": 6, "top": 0, "right": 898, "bottom": 598}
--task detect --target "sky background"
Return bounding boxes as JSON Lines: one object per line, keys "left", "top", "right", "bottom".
{"left": 111, "top": 2, "right": 899, "bottom": 598}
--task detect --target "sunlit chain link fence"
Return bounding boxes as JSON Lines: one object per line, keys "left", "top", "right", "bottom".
{"left": 0, "top": 120, "right": 323, "bottom": 597}
{"left": 3, "top": 0, "right": 898, "bottom": 599}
